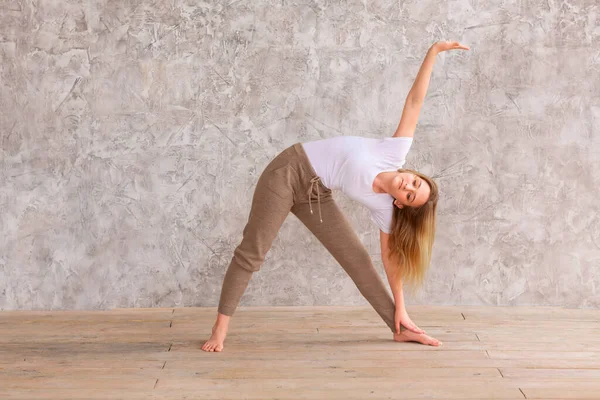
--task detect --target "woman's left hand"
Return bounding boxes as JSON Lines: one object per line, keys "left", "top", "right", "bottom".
{"left": 395, "top": 307, "right": 426, "bottom": 335}
{"left": 432, "top": 41, "right": 470, "bottom": 53}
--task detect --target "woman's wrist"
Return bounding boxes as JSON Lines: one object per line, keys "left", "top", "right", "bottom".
{"left": 429, "top": 43, "right": 441, "bottom": 55}
{"left": 394, "top": 291, "right": 406, "bottom": 311}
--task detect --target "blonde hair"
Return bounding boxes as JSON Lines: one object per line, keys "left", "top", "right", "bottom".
{"left": 387, "top": 168, "right": 438, "bottom": 296}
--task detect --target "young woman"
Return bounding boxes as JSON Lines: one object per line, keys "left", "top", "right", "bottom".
{"left": 203, "top": 41, "right": 470, "bottom": 352}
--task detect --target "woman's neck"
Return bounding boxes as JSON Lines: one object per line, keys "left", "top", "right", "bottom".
{"left": 373, "top": 172, "right": 394, "bottom": 194}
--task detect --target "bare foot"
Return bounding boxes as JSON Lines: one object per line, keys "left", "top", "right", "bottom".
{"left": 202, "top": 324, "right": 227, "bottom": 352}
{"left": 394, "top": 329, "right": 443, "bottom": 346}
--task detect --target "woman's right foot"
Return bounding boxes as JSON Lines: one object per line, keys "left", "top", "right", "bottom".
{"left": 393, "top": 329, "right": 443, "bottom": 346}
{"left": 202, "top": 325, "right": 228, "bottom": 352}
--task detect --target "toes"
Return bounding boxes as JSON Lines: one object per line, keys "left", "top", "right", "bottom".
{"left": 202, "top": 340, "right": 226, "bottom": 352}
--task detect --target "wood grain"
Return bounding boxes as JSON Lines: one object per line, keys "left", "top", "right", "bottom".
{"left": 1, "top": 305, "right": 599, "bottom": 399}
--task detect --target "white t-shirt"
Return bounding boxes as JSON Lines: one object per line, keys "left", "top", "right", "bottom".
{"left": 302, "top": 135, "right": 413, "bottom": 234}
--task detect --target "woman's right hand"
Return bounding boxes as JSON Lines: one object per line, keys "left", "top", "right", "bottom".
{"left": 432, "top": 41, "right": 470, "bottom": 53}
{"left": 395, "top": 307, "right": 426, "bottom": 335}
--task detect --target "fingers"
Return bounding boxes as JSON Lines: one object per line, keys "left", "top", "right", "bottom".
{"left": 398, "top": 321, "right": 426, "bottom": 335}
{"left": 444, "top": 41, "right": 470, "bottom": 51}
{"left": 409, "top": 324, "right": 426, "bottom": 334}
{"left": 438, "top": 46, "right": 469, "bottom": 53}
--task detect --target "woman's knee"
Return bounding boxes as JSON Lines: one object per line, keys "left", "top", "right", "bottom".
{"left": 345, "top": 245, "right": 372, "bottom": 265}
{"left": 232, "top": 249, "right": 264, "bottom": 273}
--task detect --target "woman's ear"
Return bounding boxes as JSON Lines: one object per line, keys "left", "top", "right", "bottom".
{"left": 394, "top": 200, "right": 403, "bottom": 209}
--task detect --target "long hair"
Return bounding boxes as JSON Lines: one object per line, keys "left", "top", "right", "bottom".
{"left": 387, "top": 168, "right": 439, "bottom": 296}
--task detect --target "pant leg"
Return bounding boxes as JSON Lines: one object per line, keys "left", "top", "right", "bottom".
{"left": 291, "top": 193, "right": 407, "bottom": 333}
{"left": 217, "top": 160, "right": 295, "bottom": 316}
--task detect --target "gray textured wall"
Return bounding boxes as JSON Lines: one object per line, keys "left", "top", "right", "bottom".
{"left": 1, "top": 0, "right": 599, "bottom": 311}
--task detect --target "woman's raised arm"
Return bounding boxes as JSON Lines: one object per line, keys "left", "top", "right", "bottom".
{"left": 393, "top": 41, "right": 470, "bottom": 139}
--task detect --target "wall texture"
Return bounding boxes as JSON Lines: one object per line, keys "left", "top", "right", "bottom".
{"left": 1, "top": 0, "right": 599, "bottom": 311}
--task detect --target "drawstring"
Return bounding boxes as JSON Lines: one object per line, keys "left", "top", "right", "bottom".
{"left": 308, "top": 176, "right": 323, "bottom": 223}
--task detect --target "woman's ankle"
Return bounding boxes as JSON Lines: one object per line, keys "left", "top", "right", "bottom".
{"left": 214, "top": 312, "right": 231, "bottom": 328}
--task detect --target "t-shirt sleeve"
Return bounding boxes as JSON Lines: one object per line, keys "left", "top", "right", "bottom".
{"left": 370, "top": 207, "right": 393, "bottom": 234}
{"left": 377, "top": 137, "right": 414, "bottom": 166}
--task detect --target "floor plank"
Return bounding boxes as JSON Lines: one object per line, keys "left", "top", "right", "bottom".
{"left": 153, "top": 378, "right": 523, "bottom": 398}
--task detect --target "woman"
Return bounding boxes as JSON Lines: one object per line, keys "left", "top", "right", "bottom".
{"left": 203, "top": 41, "right": 470, "bottom": 352}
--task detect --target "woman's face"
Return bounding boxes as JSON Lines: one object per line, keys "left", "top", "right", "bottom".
{"left": 390, "top": 171, "right": 430, "bottom": 208}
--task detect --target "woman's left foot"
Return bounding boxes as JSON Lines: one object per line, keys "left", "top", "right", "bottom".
{"left": 393, "top": 329, "right": 442, "bottom": 346}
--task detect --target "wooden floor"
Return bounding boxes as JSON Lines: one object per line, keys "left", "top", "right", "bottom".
{"left": 1, "top": 305, "right": 600, "bottom": 399}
